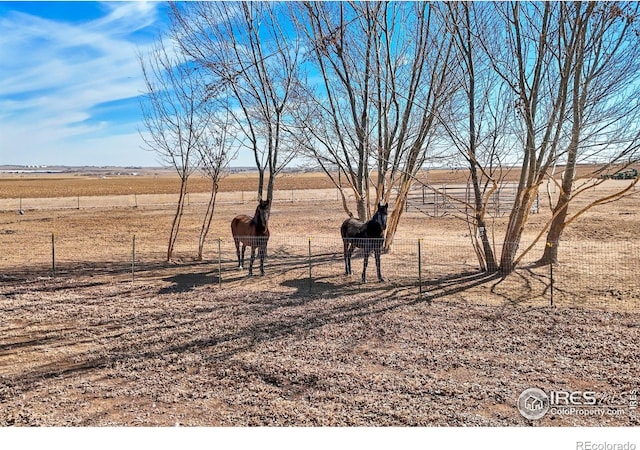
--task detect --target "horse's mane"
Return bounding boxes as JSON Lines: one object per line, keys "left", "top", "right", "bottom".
{"left": 251, "top": 201, "right": 269, "bottom": 231}
{"left": 365, "top": 210, "right": 385, "bottom": 238}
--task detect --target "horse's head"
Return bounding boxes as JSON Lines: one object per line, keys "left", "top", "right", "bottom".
{"left": 255, "top": 199, "right": 270, "bottom": 227}
{"left": 375, "top": 202, "right": 388, "bottom": 231}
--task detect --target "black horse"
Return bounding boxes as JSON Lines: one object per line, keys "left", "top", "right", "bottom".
{"left": 231, "top": 199, "right": 270, "bottom": 276}
{"left": 340, "top": 202, "right": 388, "bottom": 283}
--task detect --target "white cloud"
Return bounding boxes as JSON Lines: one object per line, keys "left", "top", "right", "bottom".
{"left": 0, "top": 2, "right": 165, "bottom": 166}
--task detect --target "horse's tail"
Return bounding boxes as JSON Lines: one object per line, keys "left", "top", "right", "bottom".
{"left": 340, "top": 218, "right": 354, "bottom": 239}
{"left": 231, "top": 216, "right": 245, "bottom": 240}
{"left": 230, "top": 217, "right": 237, "bottom": 235}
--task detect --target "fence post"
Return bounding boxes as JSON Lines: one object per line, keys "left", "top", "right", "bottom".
{"left": 77, "top": 195, "right": 80, "bottom": 210}
{"left": 434, "top": 191, "right": 437, "bottom": 216}
{"left": 547, "top": 242, "right": 554, "bottom": 307}
{"left": 131, "top": 234, "right": 136, "bottom": 282}
{"left": 550, "top": 261, "right": 554, "bottom": 308}
{"left": 308, "top": 238, "right": 313, "bottom": 293}
{"left": 51, "top": 232, "right": 56, "bottom": 277}
{"left": 218, "top": 237, "right": 222, "bottom": 287}
{"left": 443, "top": 185, "right": 447, "bottom": 211}
{"left": 418, "top": 239, "right": 423, "bottom": 302}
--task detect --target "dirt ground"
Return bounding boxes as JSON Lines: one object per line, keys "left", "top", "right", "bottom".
{"left": 0, "top": 170, "right": 638, "bottom": 426}
{"left": 1, "top": 277, "right": 638, "bottom": 426}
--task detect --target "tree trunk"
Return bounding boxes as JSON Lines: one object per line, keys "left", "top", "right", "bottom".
{"left": 468, "top": 178, "right": 495, "bottom": 272}
{"left": 197, "top": 180, "right": 218, "bottom": 261}
{"left": 355, "top": 190, "right": 368, "bottom": 221}
{"left": 257, "top": 168, "right": 265, "bottom": 201}
{"left": 468, "top": 165, "right": 498, "bottom": 272}
{"left": 167, "top": 177, "right": 188, "bottom": 262}
{"left": 383, "top": 176, "right": 413, "bottom": 252}
{"left": 538, "top": 141, "right": 578, "bottom": 265}
{"left": 499, "top": 186, "right": 538, "bottom": 273}
{"left": 476, "top": 218, "right": 497, "bottom": 272}
{"left": 266, "top": 171, "right": 276, "bottom": 209}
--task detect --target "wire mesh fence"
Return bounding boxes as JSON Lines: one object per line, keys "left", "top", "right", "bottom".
{"left": 1, "top": 230, "right": 637, "bottom": 311}
{"left": 0, "top": 189, "right": 348, "bottom": 213}
{"left": 1, "top": 182, "right": 540, "bottom": 217}
{"left": 404, "top": 183, "right": 540, "bottom": 217}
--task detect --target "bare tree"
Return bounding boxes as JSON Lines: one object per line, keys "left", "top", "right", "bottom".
{"left": 169, "top": 1, "right": 302, "bottom": 207}
{"left": 466, "top": 1, "right": 640, "bottom": 273}
{"left": 476, "top": 2, "right": 582, "bottom": 273}
{"left": 537, "top": 1, "right": 640, "bottom": 264}
{"left": 439, "top": 2, "right": 640, "bottom": 274}
{"left": 373, "top": 2, "right": 457, "bottom": 250}
{"left": 294, "top": 1, "right": 378, "bottom": 221}
{"left": 196, "top": 103, "right": 238, "bottom": 261}
{"left": 139, "top": 38, "right": 207, "bottom": 262}
{"left": 441, "top": 2, "right": 513, "bottom": 272}
{"left": 294, "top": 1, "right": 457, "bottom": 248}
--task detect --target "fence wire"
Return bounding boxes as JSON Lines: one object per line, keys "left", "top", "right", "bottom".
{"left": 1, "top": 230, "right": 637, "bottom": 312}
{"left": 0, "top": 189, "right": 347, "bottom": 213}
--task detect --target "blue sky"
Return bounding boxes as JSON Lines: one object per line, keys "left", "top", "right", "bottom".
{"left": 0, "top": 1, "right": 176, "bottom": 167}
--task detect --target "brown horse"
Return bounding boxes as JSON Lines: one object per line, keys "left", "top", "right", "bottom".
{"left": 231, "top": 199, "right": 270, "bottom": 276}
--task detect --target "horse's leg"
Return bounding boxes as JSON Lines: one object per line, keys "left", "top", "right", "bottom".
{"left": 343, "top": 240, "right": 350, "bottom": 275}
{"left": 375, "top": 246, "right": 384, "bottom": 282}
{"left": 234, "top": 238, "right": 242, "bottom": 269}
{"left": 240, "top": 243, "right": 247, "bottom": 270}
{"left": 348, "top": 243, "right": 356, "bottom": 275}
{"left": 362, "top": 249, "right": 370, "bottom": 283}
{"left": 258, "top": 244, "right": 266, "bottom": 276}
{"left": 248, "top": 246, "right": 256, "bottom": 276}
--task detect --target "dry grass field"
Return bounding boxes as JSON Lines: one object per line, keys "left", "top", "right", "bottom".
{"left": 0, "top": 164, "right": 603, "bottom": 199}
{"left": 0, "top": 169, "right": 638, "bottom": 426}
{"left": 0, "top": 170, "right": 336, "bottom": 199}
